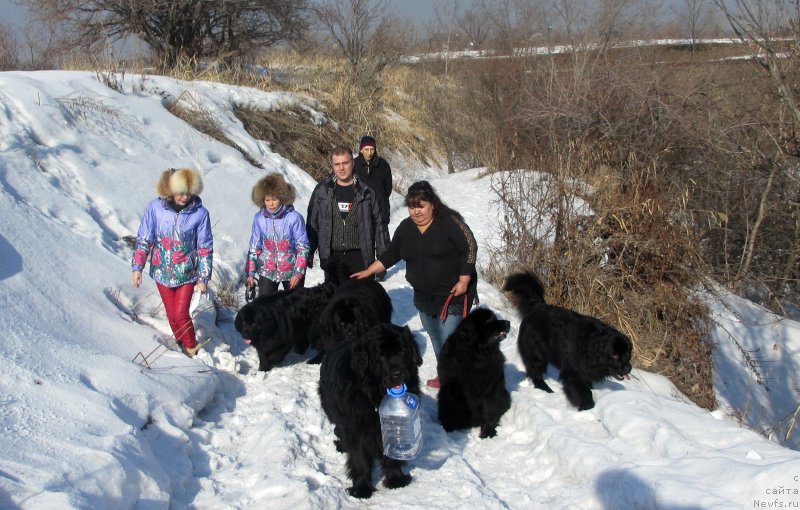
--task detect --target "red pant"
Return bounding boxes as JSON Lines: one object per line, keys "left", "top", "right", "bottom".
{"left": 156, "top": 282, "right": 197, "bottom": 348}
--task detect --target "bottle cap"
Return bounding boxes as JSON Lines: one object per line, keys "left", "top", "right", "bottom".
{"left": 386, "top": 383, "right": 407, "bottom": 397}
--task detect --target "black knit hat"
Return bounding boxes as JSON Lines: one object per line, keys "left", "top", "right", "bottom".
{"left": 359, "top": 135, "right": 376, "bottom": 151}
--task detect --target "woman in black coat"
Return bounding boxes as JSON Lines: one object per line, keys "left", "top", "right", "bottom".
{"left": 353, "top": 181, "right": 478, "bottom": 387}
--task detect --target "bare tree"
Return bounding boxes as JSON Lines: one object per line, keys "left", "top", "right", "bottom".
{"left": 21, "top": 0, "right": 309, "bottom": 68}
{"left": 424, "top": 0, "right": 463, "bottom": 76}
{"left": 477, "top": 0, "right": 544, "bottom": 50}
{"left": 677, "top": 0, "right": 711, "bottom": 53}
{"left": 593, "top": 0, "right": 664, "bottom": 49}
{"left": 19, "top": 13, "right": 71, "bottom": 69}
{"left": 713, "top": 0, "right": 800, "bottom": 123}
{"left": 312, "top": 0, "right": 406, "bottom": 78}
{"left": 711, "top": 0, "right": 800, "bottom": 292}
{"left": 456, "top": 7, "right": 490, "bottom": 49}
{"left": 0, "top": 23, "right": 20, "bottom": 70}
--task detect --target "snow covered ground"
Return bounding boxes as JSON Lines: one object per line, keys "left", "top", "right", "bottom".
{"left": 1, "top": 71, "right": 799, "bottom": 509}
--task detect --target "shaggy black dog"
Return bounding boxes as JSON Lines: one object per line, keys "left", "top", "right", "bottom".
{"left": 319, "top": 323, "right": 422, "bottom": 499}
{"left": 234, "top": 262, "right": 347, "bottom": 372}
{"left": 503, "top": 272, "right": 633, "bottom": 411}
{"left": 437, "top": 308, "right": 511, "bottom": 438}
{"left": 307, "top": 278, "right": 393, "bottom": 364}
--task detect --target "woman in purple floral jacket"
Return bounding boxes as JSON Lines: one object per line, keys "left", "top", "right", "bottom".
{"left": 246, "top": 173, "right": 309, "bottom": 297}
{"left": 131, "top": 167, "right": 213, "bottom": 357}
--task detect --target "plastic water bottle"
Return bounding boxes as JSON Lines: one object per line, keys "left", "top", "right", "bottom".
{"left": 378, "top": 384, "right": 423, "bottom": 460}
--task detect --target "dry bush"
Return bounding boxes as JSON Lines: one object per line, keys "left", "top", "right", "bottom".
{"left": 398, "top": 64, "right": 489, "bottom": 174}
{"left": 665, "top": 58, "right": 800, "bottom": 311}
{"left": 234, "top": 104, "right": 341, "bottom": 181}
{"left": 164, "top": 91, "right": 263, "bottom": 169}
{"left": 251, "top": 51, "right": 448, "bottom": 180}
{"left": 373, "top": 66, "right": 452, "bottom": 168}
{"left": 164, "top": 54, "right": 281, "bottom": 91}
{"left": 56, "top": 91, "right": 138, "bottom": 131}
{"left": 211, "top": 270, "right": 241, "bottom": 313}
{"left": 488, "top": 142, "right": 716, "bottom": 409}
{"left": 585, "top": 165, "right": 714, "bottom": 408}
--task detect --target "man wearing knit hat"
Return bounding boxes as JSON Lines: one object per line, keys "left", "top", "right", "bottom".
{"left": 353, "top": 135, "right": 392, "bottom": 228}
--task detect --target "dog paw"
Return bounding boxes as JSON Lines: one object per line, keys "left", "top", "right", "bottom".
{"left": 479, "top": 426, "right": 498, "bottom": 438}
{"left": 347, "top": 484, "right": 375, "bottom": 499}
{"left": 532, "top": 378, "right": 554, "bottom": 393}
{"left": 578, "top": 401, "right": 596, "bottom": 411}
{"left": 384, "top": 473, "right": 412, "bottom": 489}
{"left": 334, "top": 439, "right": 345, "bottom": 453}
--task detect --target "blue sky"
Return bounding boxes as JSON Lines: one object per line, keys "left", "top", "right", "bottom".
{"left": 0, "top": 0, "right": 27, "bottom": 29}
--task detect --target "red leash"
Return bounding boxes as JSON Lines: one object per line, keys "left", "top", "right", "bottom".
{"left": 439, "top": 292, "right": 468, "bottom": 322}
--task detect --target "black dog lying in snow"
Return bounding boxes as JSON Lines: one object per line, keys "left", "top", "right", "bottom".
{"left": 319, "top": 323, "right": 422, "bottom": 499}
{"left": 503, "top": 271, "right": 632, "bottom": 411}
{"left": 437, "top": 307, "right": 511, "bottom": 438}
{"left": 306, "top": 277, "right": 393, "bottom": 364}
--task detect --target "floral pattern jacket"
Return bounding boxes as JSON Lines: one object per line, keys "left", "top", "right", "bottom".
{"left": 246, "top": 205, "right": 309, "bottom": 283}
{"left": 131, "top": 197, "right": 214, "bottom": 287}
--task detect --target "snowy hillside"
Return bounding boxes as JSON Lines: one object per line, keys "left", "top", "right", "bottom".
{"left": 1, "top": 71, "right": 799, "bottom": 509}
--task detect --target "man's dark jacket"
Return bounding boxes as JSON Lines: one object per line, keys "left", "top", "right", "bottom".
{"left": 353, "top": 154, "right": 392, "bottom": 226}
{"left": 306, "top": 176, "right": 389, "bottom": 269}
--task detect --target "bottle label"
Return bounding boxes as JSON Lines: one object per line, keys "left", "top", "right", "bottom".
{"left": 404, "top": 393, "right": 419, "bottom": 410}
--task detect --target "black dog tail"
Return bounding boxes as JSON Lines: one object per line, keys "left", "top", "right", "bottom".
{"left": 502, "top": 272, "right": 546, "bottom": 312}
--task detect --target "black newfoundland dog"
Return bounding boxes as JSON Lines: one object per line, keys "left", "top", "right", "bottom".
{"left": 437, "top": 307, "right": 511, "bottom": 438}
{"left": 307, "top": 278, "right": 393, "bottom": 364}
{"left": 503, "top": 272, "right": 633, "bottom": 411}
{"left": 319, "top": 323, "right": 422, "bottom": 499}
{"left": 234, "top": 263, "right": 348, "bottom": 372}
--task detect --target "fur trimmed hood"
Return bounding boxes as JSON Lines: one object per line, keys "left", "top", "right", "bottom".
{"left": 156, "top": 168, "right": 203, "bottom": 198}
{"left": 251, "top": 173, "right": 296, "bottom": 207}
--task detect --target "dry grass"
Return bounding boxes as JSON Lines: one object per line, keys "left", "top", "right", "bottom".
{"left": 249, "top": 52, "right": 444, "bottom": 175}
{"left": 211, "top": 271, "right": 242, "bottom": 313}
{"left": 164, "top": 92, "right": 263, "bottom": 169}
{"left": 234, "top": 104, "right": 340, "bottom": 181}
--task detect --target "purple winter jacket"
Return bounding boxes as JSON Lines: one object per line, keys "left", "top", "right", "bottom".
{"left": 131, "top": 197, "right": 214, "bottom": 287}
{"left": 246, "top": 205, "right": 309, "bottom": 282}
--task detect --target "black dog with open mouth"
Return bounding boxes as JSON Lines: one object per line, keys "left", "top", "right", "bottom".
{"left": 503, "top": 272, "right": 632, "bottom": 411}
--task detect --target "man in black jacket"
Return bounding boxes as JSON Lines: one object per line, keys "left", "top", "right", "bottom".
{"left": 307, "top": 145, "right": 389, "bottom": 281}
{"left": 354, "top": 135, "right": 392, "bottom": 281}
{"left": 353, "top": 135, "right": 392, "bottom": 227}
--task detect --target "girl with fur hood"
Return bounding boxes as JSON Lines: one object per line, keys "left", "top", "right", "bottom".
{"left": 132, "top": 168, "right": 214, "bottom": 358}
{"left": 246, "top": 173, "right": 310, "bottom": 296}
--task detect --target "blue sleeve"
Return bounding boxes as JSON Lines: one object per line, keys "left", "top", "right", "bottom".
{"left": 196, "top": 208, "right": 214, "bottom": 283}
{"left": 246, "top": 214, "right": 262, "bottom": 277}
{"left": 131, "top": 200, "right": 157, "bottom": 271}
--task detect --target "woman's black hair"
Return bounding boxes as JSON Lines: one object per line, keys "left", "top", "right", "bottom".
{"left": 404, "top": 180, "right": 463, "bottom": 220}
